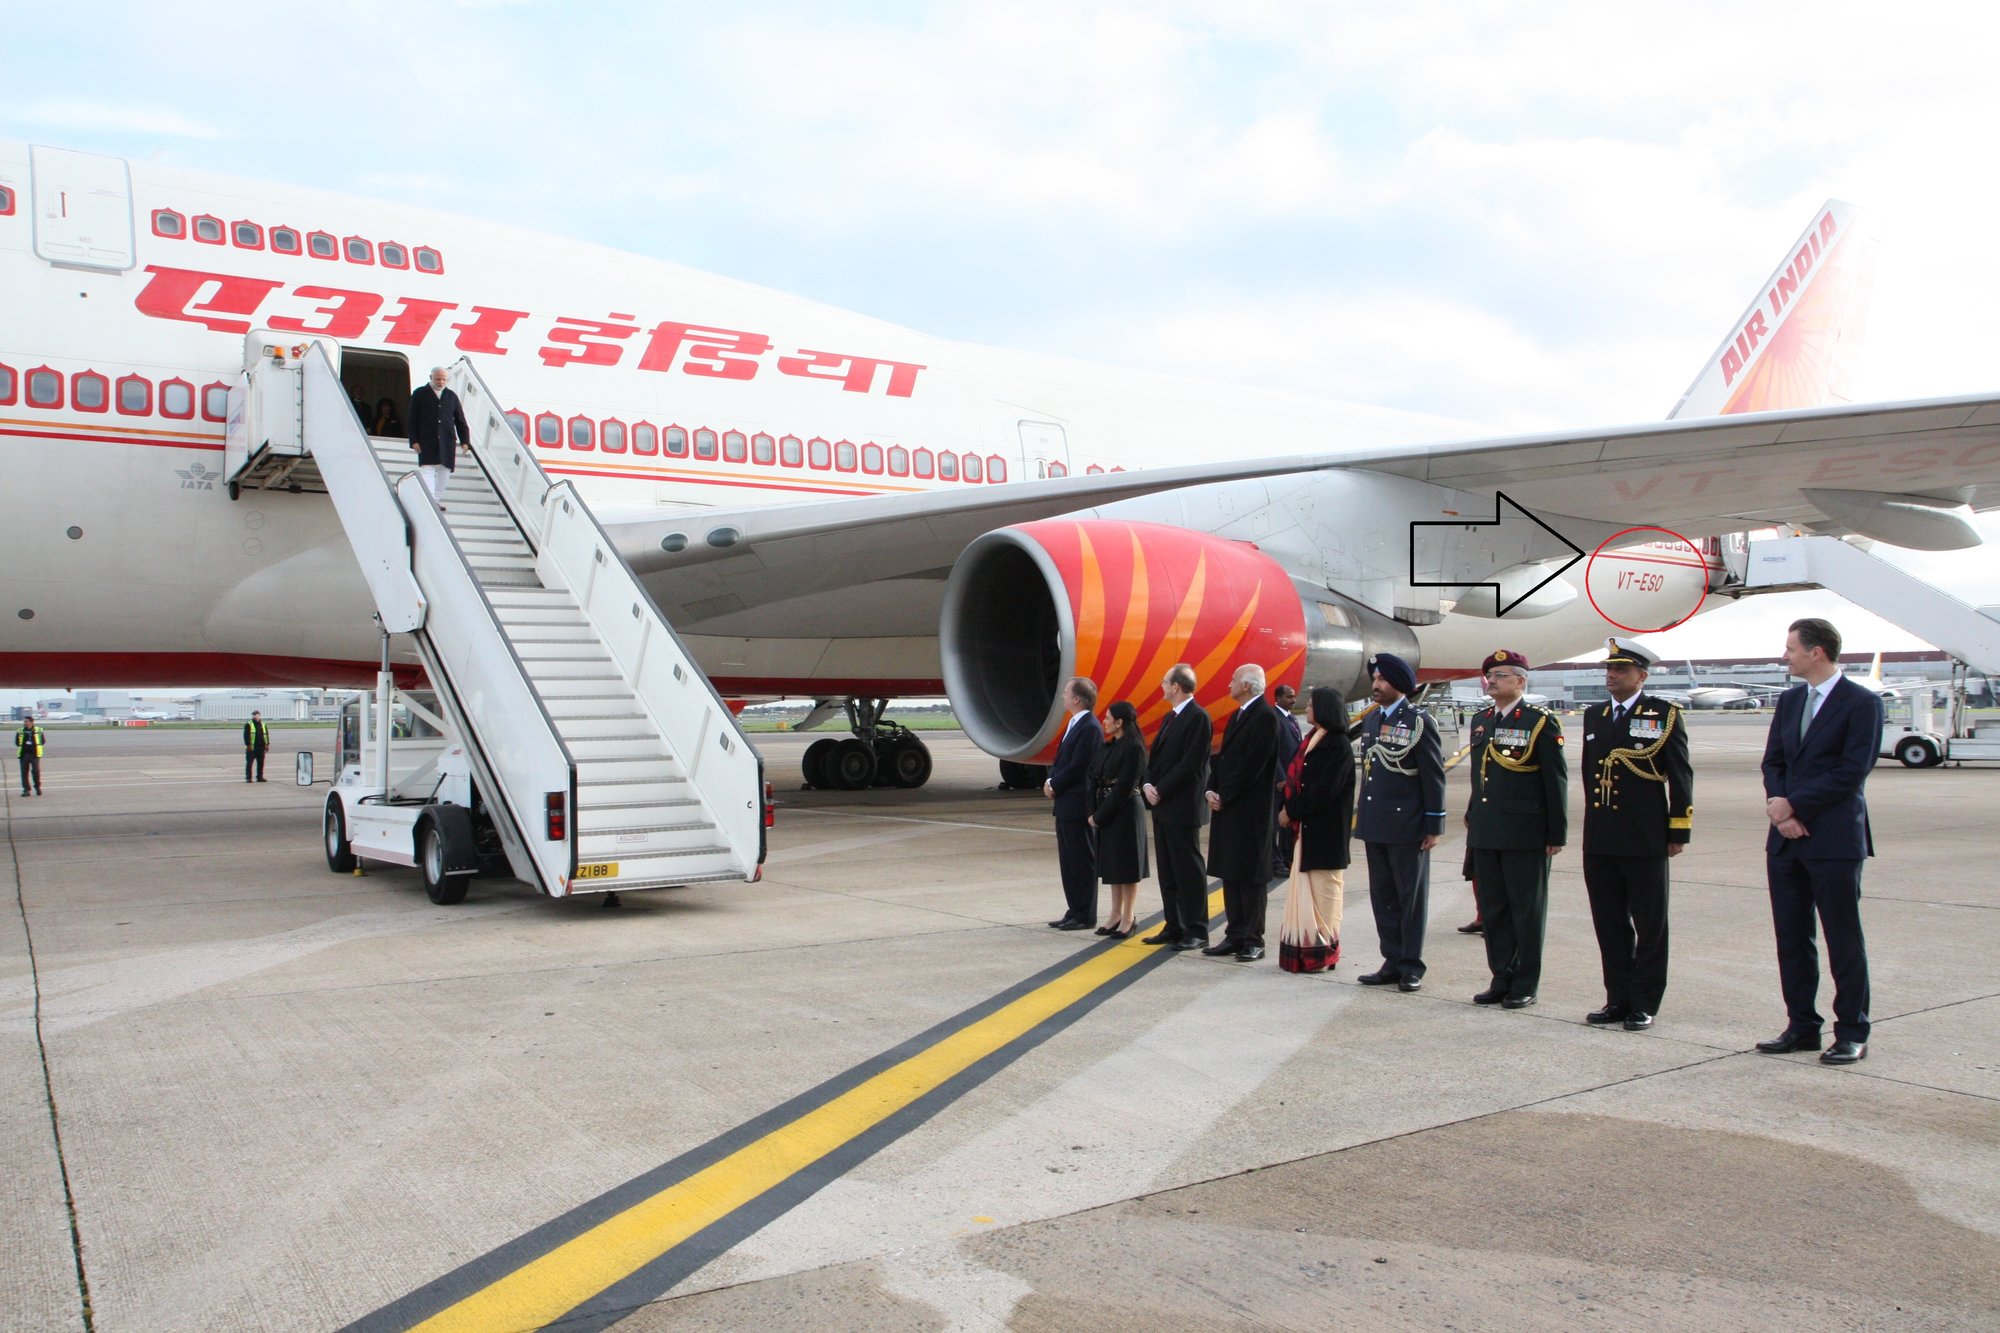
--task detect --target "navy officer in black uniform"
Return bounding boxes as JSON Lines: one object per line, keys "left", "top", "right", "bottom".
{"left": 1580, "top": 638, "right": 1692, "bottom": 1031}
{"left": 1352, "top": 652, "right": 1445, "bottom": 993}
{"left": 1465, "top": 649, "right": 1567, "bottom": 1009}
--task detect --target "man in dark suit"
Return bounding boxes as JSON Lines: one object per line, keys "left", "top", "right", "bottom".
{"left": 1757, "top": 617, "right": 1883, "bottom": 1065}
{"left": 1203, "top": 665, "right": 1282, "bottom": 961}
{"left": 1271, "top": 683, "right": 1304, "bottom": 877}
{"left": 1043, "top": 677, "right": 1104, "bottom": 931}
{"left": 1580, "top": 639, "right": 1692, "bottom": 1031}
{"left": 408, "top": 365, "right": 471, "bottom": 511}
{"left": 1353, "top": 652, "right": 1446, "bottom": 992}
{"left": 1465, "top": 650, "right": 1566, "bottom": 1010}
{"left": 1142, "top": 663, "right": 1213, "bottom": 951}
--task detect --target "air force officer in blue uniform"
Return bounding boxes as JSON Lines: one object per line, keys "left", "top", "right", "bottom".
{"left": 1757, "top": 617, "right": 1883, "bottom": 1066}
{"left": 1353, "top": 653, "right": 1446, "bottom": 992}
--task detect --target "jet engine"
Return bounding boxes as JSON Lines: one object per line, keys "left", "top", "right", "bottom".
{"left": 940, "top": 519, "right": 1419, "bottom": 762}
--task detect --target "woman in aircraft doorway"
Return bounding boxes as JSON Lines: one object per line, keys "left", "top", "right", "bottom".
{"left": 1088, "top": 700, "right": 1149, "bottom": 938}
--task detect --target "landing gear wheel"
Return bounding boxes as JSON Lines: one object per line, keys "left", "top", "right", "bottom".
{"left": 324, "top": 801, "right": 355, "bottom": 873}
{"left": 802, "top": 737, "right": 838, "bottom": 789}
{"left": 883, "top": 736, "right": 933, "bottom": 788}
{"left": 419, "top": 823, "right": 469, "bottom": 904}
{"left": 829, "top": 738, "right": 879, "bottom": 790}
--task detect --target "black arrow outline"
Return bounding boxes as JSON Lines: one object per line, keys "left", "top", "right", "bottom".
{"left": 1409, "top": 491, "right": 1586, "bottom": 617}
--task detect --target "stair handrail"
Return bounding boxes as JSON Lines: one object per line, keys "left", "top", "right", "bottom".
{"left": 535, "top": 480, "right": 766, "bottom": 875}
{"left": 301, "top": 346, "right": 427, "bottom": 631}
{"left": 447, "top": 357, "right": 554, "bottom": 554}
{"left": 397, "top": 473, "right": 580, "bottom": 893}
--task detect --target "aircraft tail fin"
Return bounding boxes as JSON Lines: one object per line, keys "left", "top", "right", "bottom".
{"left": 1668, "top": 200, "right": 1878, "bottom": 419}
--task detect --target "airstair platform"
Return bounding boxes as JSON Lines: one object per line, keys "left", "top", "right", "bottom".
{"left": 225, "top": 343, "right": 765, "bottom": 896}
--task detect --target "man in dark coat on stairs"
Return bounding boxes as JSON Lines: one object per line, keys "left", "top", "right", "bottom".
{"left": 1203, "top": 664, "right": 1282, "bottom": 961}
{"left": 408, "top": 365, "right": 470, "bottom": 511}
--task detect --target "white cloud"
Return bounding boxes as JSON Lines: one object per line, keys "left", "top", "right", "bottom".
{"left": 11, "top": 98, "right": 224, "bottom": 139}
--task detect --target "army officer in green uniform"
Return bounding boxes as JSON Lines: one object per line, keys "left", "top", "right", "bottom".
{"left": 1580, "top": 638, "right": 1692, "bottom": 1032}
{"left": 1465, "top": 649, "right": 1566, "bottom": 1009}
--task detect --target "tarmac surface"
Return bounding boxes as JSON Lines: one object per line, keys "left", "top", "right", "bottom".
{"left": 3, "top": 717, "right": 1996, "bottom": 1331}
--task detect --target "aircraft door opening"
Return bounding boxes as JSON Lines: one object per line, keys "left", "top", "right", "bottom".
{"left": 1019, "top": 420, "right": 1070, "bottom": 479}
{"left": 340, "top": 349, "right": 412, "bottom": 437}
{"left": 29, "top": 146, "right": 135, "bottom": 271}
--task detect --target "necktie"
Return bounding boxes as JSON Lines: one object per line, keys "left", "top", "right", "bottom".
{"left": 1614, "top": 703, "right": 1627, "bottom": 725}
{"left": 1800, "top": 686, "right": 1821, "bottom": 738}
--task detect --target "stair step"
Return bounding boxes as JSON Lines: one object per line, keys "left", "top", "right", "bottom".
{"left": 543, "top": 695, "right": 644, "bottom": 716}
{"left": 516, "top": 644, "right": 613, "bottom": 660}
{"left": 578, "top": 778, "right": 693, "bottom": 804}
{"left": 577, "top": 758, "right": 686, "bottom": 781}
{"left": 568, "top": 737, "right": 671, "bottom": 760}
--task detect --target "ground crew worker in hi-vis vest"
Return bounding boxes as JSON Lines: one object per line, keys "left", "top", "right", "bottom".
{"left": 244, "top": 711, "right": 271, "bottom": 783}
{"left": 16, "top": 718, "right": 45, "bottom": 796}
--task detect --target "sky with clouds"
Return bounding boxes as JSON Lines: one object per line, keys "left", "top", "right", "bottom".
{"left": 7, "top": 0, "right": 2000, "bottom": 681}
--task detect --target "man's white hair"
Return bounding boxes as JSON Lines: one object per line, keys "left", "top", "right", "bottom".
{"left": 1234, "top": 664, "right": 1266, "bottom": 691}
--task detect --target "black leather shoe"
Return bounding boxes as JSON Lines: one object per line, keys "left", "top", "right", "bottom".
{"left": 1622, "top": 1012, "right": 1654, "bottom": 1031}
{"left": 1357, "top": 970, "right": 1397, "bottom": 986}
{"left": 1586, "top": 1005, "right": 1628, "bottom": 1025}
{"left": 1501, "top": 994, "right": 1537, "bottom": 1010}
{"left": 1048, "top": 918, "right": 1072, "bottom": 928}
{"left": 1056, "top": 919, "right": 1092, "bottom": 931}
{"left": 1456, "top": 921, "right": 1483, "bottom": 934}
{"left": 1472, "top": 985, "right": 1506, "bottom": 1005}
{"left": 1755, "top": 1030, "right": 1822, "bottom": 1054}
{"left": 1171, "top": 936, "right": 1205, "bottom": 952}
{"left": 1398, "top": 975, "right": 1422, "bottom": 993}
{"left": 1201, "top": 942, "right": 1238, "bottom": 957}
{"left": 1820, "top": 1039, "right": 1866, "bottom": 1065}
{"left": 1141, "top": 931, "right": 1176, "bottom": 946}
{"left": 1237, "top": 945, "right": 1265, "bottom": 961}
{"left": 1093, "top": 925, "right": 1113, "bottom": 936}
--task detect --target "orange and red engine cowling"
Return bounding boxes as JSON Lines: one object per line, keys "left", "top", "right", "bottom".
{"left": 940, "top": 519, "right": 1417, "bottom": 762}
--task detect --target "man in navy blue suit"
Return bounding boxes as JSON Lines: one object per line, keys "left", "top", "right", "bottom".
{"left": 1757, "top": 617, "right": 1884, "bottom": 1066}
{"left": 1044, "top": 677, "right": 1104, "bottom": 931}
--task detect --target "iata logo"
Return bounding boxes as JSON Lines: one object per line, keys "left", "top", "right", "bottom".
{"left": 176, "top": 461, "right": 217, "bottom": 491}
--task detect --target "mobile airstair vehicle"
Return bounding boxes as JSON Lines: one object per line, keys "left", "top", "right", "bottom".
{"left": 227, "top": 339, "right": 767, "bottom": 903}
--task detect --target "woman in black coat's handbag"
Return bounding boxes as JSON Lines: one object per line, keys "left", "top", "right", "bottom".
{"left": 1280, "top": 686, "right": 1356, "bottom": 963}
{"left": 1087, "top": 700, "right": 1149, "bottom": 937}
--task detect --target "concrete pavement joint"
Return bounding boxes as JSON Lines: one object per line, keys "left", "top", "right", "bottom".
{"left": 4, "top": 794, "right": 96, "bottom": 1332}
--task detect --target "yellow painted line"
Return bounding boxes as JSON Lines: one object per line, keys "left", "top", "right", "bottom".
{"left": 409, "top": 887, "right": 1221, "bottom": 1332}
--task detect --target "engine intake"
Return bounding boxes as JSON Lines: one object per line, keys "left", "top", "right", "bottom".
{"left": 941, "top": 520, "right": 1417, "bottom": 760}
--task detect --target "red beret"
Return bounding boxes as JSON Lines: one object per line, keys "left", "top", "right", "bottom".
{"left": 1480, "top": 649, "right": 1529, "bottom": 674}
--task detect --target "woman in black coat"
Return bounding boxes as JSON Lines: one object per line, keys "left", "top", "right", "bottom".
{"left": 1087, "top": 700, "right": 1149, "bottom": 937}
{"left": 1280, "top": 686, "right": 1356, "bottom": 962}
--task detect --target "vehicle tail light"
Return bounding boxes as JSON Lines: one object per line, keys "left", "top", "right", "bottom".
{"left": 546, "top": 791, "right": 566, "bottom": 840}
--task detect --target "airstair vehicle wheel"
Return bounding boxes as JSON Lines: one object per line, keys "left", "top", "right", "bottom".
{"left": 830, "top": 738, "right": 878, "bottom": 790}
{"left": 1897, "top": 737, "right": 1940, "bottom": 768}
{"left": 886, "top": 737, "right": 933, "bottom": 788}
{"left": 324, "top": 801, "right": 356, "bottom": 873}
{"left": 802, "top": 737, "right": 838, "bottom": 788}
{"left": 420, "top": 823, "right": 470, "bottom": 905}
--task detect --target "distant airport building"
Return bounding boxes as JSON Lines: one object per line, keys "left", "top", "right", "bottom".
{"left": 191, "top": 690, "right": 312, "bottom": 721}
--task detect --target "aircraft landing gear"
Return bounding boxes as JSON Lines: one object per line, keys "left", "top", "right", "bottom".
{"left": 800, "top": 697, "right": 934, "bottom": 791}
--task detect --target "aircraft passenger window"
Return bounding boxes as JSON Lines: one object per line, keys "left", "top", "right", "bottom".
{"left": 568, "top": 416, "right": 594, "bottom": 449}
{"left": 913, "top": 448, "right": 934, "bottom": 479}
{"left": 414, "top": 247, "right": 444, "bottom": 273}
{"left": 1085, "top": 463, "right": 1104, "bottom": 474}
{"left": 963, "top": 454, "right": 983, "bottom": 483}
{"left": 536, "top": 413, "right": 561, "bottom": 446}
{"left": 751, "top": 432, "right": 775, "bottom": 465}
{"left": 151, "top": 209, "right": 184, "bottom": 238}
{"left": 937, "top": 452, "right": 958, "bottom": 481}
{"left": 722, "top": 430, "right": 747, "bottom": 462}
{"left": 779, "top": 435, "right": 803, "bottom": 467}
{"left": 665, "top": 426, "right": 688, "bottom": 457}
{"left": 808, "top": 437, "right": 831, "bottom": 469}
{"left": 504, "top": 410, "right": 527, "bottom": 440}
{"left": 232, "top": 221, "right": 263, "bottom": 249}
{"left": 193, "top": 215, "right": 224, "bottom": 244}
{"left": 117, "top": 376, "right": 152, "bottom": 414}
{"left": 0, "top": 365, "right": 15, "bottom": 405}
{"left": 308, "top": 231, "right": 337, "bottom": 259}
{"left": 986, "top": 455, "right": 1005, "bottom": 483}
{"left": 693, "top": 428, "right": 718, "bottom": 460}
{"left": 860, "top": 443, "right": 882, "bottom": 474}
{"left": 270, "top": 227, "right": 302, "bottom": 255}
{"left": 834, "top": 441, "right": 857, "bottom": 471}
{"left": 887, "top": 446, "right": 908, "bottom": 476}
{"left": 0, "top": 186, "right": 14, "bottom": 215}
{"left": 601, "top": 420, "right": 626, "bottom": 453}
{"left": 160, "top": 380, "right": 194, "bottom": 418}
{"left": 1048, "top": 461, "right": 1067, "bottom": 477}
{"left": 632, "top": 422, "right": 658, "bottom": 455}
{"left": 26, "top": 369, "right": 62, "bottom": 408}
{"left": 379, "top": 242, "right": 409, "bottom": 269}
{"left": 344, "top": 236, "right": 374, "bottom": 264}
{"left": 201, "top": 383, "right": 230, "bottom": 421}
{"left": 73, "top": 372, "right": 108, "bottom": 412}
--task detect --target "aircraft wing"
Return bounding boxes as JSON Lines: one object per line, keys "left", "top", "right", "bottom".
{"left": 609, "top": 391, "right": 2000, "bottom": 628}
